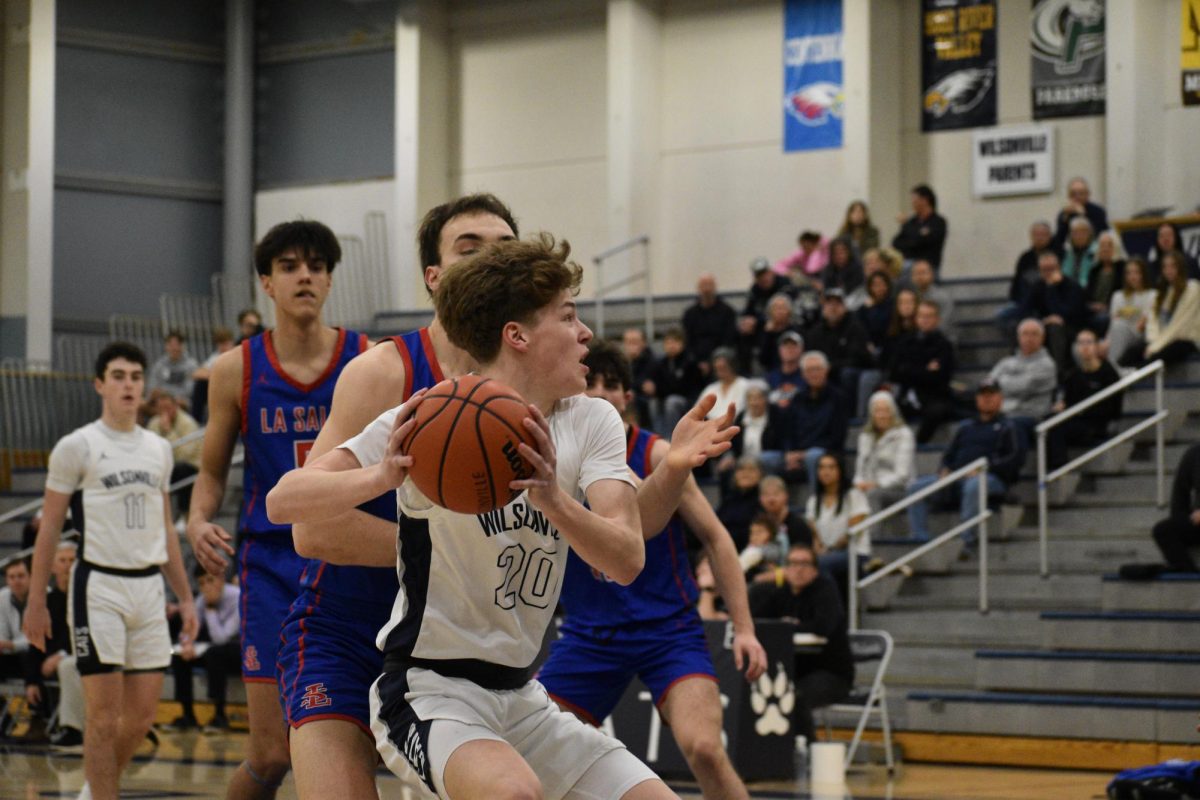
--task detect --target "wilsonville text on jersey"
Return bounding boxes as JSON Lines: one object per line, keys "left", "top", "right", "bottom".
{"left": 478, "top": 501, "right": 560, "bottom": 539}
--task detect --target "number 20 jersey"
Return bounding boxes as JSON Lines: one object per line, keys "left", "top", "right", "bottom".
{"left": 238, "top": 328, "right": 368, "bottom": 536}
{"left": 344, "top": 394, "right": 632, "bottom": 674}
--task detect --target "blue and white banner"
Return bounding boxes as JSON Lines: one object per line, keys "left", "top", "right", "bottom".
{"left": 783, "top": 0, "right": 844, "bottom": 152}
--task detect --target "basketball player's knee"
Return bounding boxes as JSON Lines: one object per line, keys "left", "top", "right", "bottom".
{"left": 491, "top": 774, "right": 543, "bottom": 800}
{"left": 88, "top": 714, "right": 120, "bottom": 743}
{"left": 679, "top": 731, "right": 725, "bottom": 776}
{"left": 247, "top": 742, "right": 292, "bottom": 782}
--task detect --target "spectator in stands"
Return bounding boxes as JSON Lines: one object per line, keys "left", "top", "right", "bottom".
{"left": 718, "top": 457, "right": 765, "bottom": 549}
{"left": 879, "top": 288, "right": 919, "bottom": 376}
{"left": 167, "top": 568, "right": 241, "bottom": 731}
{"left": 699, "top": 348, "right": 750, "bottom": 420}
{"left": 1151, "top": 223, "right": 1199, "bottom": 282}
{"left": 622, "top": 327, "right": 656, "bottom": 428}
{"left": 758, "top": 475, "right": 816, "bottom": 549}
{"left": 886, "top": 300, "right": 958, "bottom": 444}
{"left": 774, "top": 231, "right": 829, "bottom": 285}
{"left": 1085, "top": 231, "right": 1126, "bottom": 334}
{"left": 190, "top": 326, "right": 235, "bottom": 421}
{"left": 806, "top": 453, "right": 870, "bottom": 598}
{"left": 864, "top": 246, "right": 903, "bottom": 283}
{"left": 1151, "top": 443, "right": 1200, "bottom": 572}
{"left": 1053, "top": 177, "right": 1108, "bottom": 250}
{"left": 721, "top": 384, "right": 789, "bottom": 482}
{"left": 146, "top": 389, "right": 201, "bottom": 522}
{"left": 236, "top": 308, "right": 264, "bottom": 343}
{"left": 1046, "top": 329, "right": 1122, "bottom": 469}
{"left": 748, "top": 543, "right": 854, "bottom": 746}
{"left": 20, "top": 511, "right": 40, "bottom": 551}
{"left": 766, "top": 331, "right": 805, "bottom": 407}
{"left": 1020, "top": 252, "right": 1089, "bottom": 374}
{"left": 906, "top": 380, "right": 1026, "bottom": 542}
{"left": 1100, "top": 257, "right": 1156, "bottom": 368}
{"left": 20, "top": 543, "right": 72, "bottom": 742}
{"left": 1000, "top": 221, "right": 1060, "bottom": 328}
{"left": 821, "top": 238, "right": 864, "bottom": 296}
{"left": 1061, "top": 217, "right": 1098, "bottom": 288}
{"left": 147, "top": 330, "right": 198, "bottom": 409}
{"left": 784, "top": 352, "right": 849, "bottom": 494}
{"left": 738, "top": 515, "right": 787, "bottom": 582}
{"left": 854, "top": 391, "right": 916, "bottom": 514}
{"left": 803, "top": 288, "right": 873, "bottom": 412}
{"left": 38, "top": 542, "right": 83, "bottom": 748}
{"left": 739, "top": 258, "right": 796, "bottom": 372}
{"left": 989, "top": 319, "right": 1057, "bottom": 441}
{"left": 856, "top": 272, "right": 894, "bottom": 352}
{"left": 891, "top": 184, "right": 948, "bottom": 273}
{"left": 0, "top": 558, "right": 30, "bottom": 677}
{"left": 644, "top": 327, "right": 704, "bottom": 436}
{"left": 683, "top": 274, "right": 738, "bottom": 378}
{"left": 1120, "top": 251, "right": 1200, "bottom": 368}
{"left": 908, "top": 259, "right": 955, "bottom": 332}
{"left": 758, "top": 292, "right": 805, "bottom": 374}
{"left": 838, "top": 200, "right": 880, "bottom": 256}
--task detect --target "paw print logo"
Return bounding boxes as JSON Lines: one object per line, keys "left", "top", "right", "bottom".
{"left": 748, "top": 661, "right": 794, "bottom": 737}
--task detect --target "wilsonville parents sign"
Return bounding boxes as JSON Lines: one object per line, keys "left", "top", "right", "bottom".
{"left": 971, "top": 124, "right": 1055, "bottom": 198}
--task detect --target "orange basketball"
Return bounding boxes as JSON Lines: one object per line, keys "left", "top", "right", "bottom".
{"left": 400, "top": 374, "right": 539, "bottom": 515}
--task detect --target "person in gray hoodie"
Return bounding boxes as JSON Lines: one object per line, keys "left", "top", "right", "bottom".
{"left": 988, "top": 318, "right": 1058, "bottom": 445}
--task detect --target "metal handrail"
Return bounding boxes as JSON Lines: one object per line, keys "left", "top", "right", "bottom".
{"left": 0, "top": 427, "right": 210, "bottom": 528}
{"left": 1035, "top": 359, "right": 1166, "bottom": 577}
{"left": 846, "top": 456, "right": 992, "bottom": 629}
{"left": 592, "top": 235, "right": 652, "bottom": 340}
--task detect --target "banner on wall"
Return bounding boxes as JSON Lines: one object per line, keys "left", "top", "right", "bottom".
{"left": 1031, "top": 0, "right": 1106, "bottom": 119}
{"left": 783, "top": 0, "right": 844, "bottom": 152}
{"left": 1184, "top": 0, "right": 1200, "bottom": 106}
{"left": 921, "top": 0, "right": 998, "bottom": 132}
{"left": 971, "top": 124, "right": 1055, "bottom": 198}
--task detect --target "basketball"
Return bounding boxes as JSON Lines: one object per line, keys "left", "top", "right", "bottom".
{"left": 400, "top": 374, "right": 539, "bottom": 515}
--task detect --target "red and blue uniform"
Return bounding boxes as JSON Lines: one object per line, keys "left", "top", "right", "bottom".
{"left": 237, "top": 328, "right": 368, "bottom": 682}
{"left": 276, "top": 329, "right": 443, "bottom": 735}
{"left": 537, "top": 425, "right": 716, "bottom": 725}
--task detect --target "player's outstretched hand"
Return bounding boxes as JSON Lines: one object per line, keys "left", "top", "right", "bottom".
{"left": 733, "top": 630, "right": 768, "bottom": 681}
{"left": 383, "top": 388, "right": 427, "bottom": 488}
{"left": 187, "top": 520, "right": 235, "bottom": 576}
{"left": 22, "top": 601, "right": 51, "bottom": 653}
{"left": 666, "top": 394, "right": 739, "bottom": 472}
{"left": 512, "top": 405, "right": 561, "bottom": 510}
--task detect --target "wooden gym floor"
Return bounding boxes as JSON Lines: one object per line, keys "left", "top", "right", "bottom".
{"left": 0, "top": 730, "right": 1114, "bottom": 800}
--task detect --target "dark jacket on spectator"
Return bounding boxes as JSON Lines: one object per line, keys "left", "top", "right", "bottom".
{"left": 803, "top": 316, "right": 873, "bottom": 375}
{"left": 1168, "top": 443, "right": 1200, "bottom": 521}
{"left": 856, "top": 302, "right": 893, "bottom": 349}
{"left": 942, "top": 414, "right": 1026, "bottom": 486}
{"left": 1020, "top": 277, "right": 1089, "bottom": 330}
{"left": 717, "top": 487, "right": 760, "bottom": 550}
{"left": 1009, "top": 244, "right": 1063, "bottom": 303}
{"left": 886, "top": 329, "right": 956, "bottom": 402}
{"left": 749, "top": 576, "right": 854, "bottom": 682}
{"left": 787, "top": 385, "right": 848, "bottom": 453}
{"left": 757, "top": 325, "right": 805, "bottom": 373}
{"left": 24, "top": 586, "right": 68, "bottom": 686}
{"left": 742, "top": 274, "right": 796, "bottom": 321}
{"left": 730, "top": 406, "right": 791, "bottom": 459}
{"left": 892, "top": 212, "right": 948, "bottom": 270}
{"left": 649, "top": 353, "right": 704, "bottom": 402}
{"left": 766, "top": 365, "right": 804, "bottom": 393}
{"left": 820, "top": 259, "right": 864, "bottom": 296}
{"left": 1062, "top": 361, "right": 1122, "bottom": 438}
{"left": 682, "top": 299, "right": 738, "bottom": 365}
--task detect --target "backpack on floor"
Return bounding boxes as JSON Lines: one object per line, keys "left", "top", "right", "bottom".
{"left": 1108, "top": 760, "right": 1200, "bottom": 799}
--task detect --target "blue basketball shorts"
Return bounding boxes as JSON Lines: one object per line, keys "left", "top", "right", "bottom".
{"left": 536, "top": 609, "right": 717, "bottom": 726}
{"left": 277, "top": 587, "right": 392, "bottom": 735}
{"left": 236, "top": 533, "right": 308, "bottom": 682}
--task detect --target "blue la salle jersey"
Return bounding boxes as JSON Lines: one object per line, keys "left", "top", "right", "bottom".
{"left": 559, "top": 425, "right": 698, "bottom": 626}
{"left": 239, "top": 328, "right": 368, "bottom": 535}
{"left": 298, "top": 329, "right": 444, "bottom": 601}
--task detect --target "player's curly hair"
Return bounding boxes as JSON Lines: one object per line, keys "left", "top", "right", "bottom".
{"left": 435, "top": 233, "right": 583, "bottom": 364}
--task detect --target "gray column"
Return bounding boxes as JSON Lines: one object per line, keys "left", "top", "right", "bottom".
{"left": 223, "top": 0, "right": 255, "bottom": 322}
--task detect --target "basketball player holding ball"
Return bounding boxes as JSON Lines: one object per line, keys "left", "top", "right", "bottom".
{"left": 269, "top": 235, "right": 732, "bottom": 798}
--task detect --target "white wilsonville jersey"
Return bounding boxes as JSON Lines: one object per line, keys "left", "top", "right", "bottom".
{"left": 47, "top": 421, "right": 172, "bottom": 570}
{"left": 342, "top": 394, "right": 632, "bottom": 675}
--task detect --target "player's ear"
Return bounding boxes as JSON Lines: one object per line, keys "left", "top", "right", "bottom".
{"left": 502, "top": 321, "right": 528, "bottom": 352}
{"left": 624, "top": 389, "right": 634, "bottom": 405}
{"left": 424, "top": 265, "right": 441, "bottom": 292}
{"left": 258, "top": 272, "right": 274, "bottom": 299}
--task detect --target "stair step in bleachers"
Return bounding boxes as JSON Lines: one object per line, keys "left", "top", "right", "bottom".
{"left": 9, "top": 468, "right": 46, "bottom": 494}
{"left": 873, "top": 537, "right": 964, "bottom": 574}
{"left": 974, "top": 649, "right": 1200, "bottom": 696}
{"left": 861, "top": 608, "right": 1042, "bottom": 648}
{"left": 893, "top": 572, "right": 1102, "bottom": 609}
{"left": 888, "top": 643, "right": 978, "bottom": 688}
{"left": 905, "top": 690, "right": 1200, "bottom": 742}
{"left": 1010, "top": 473, "right": 1080, "bottom": 507}
{"left": 0, "top": 492, "right": 40, "bottom": 516}
{"left": 982, "top": 537, "right": 1160, "bottom": 572}
{"left": 1101, "top": 573, "right": 1200, "bottom": 612}
{"left": 1039, "top": 611, "right": 1200, "bottom": 653}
